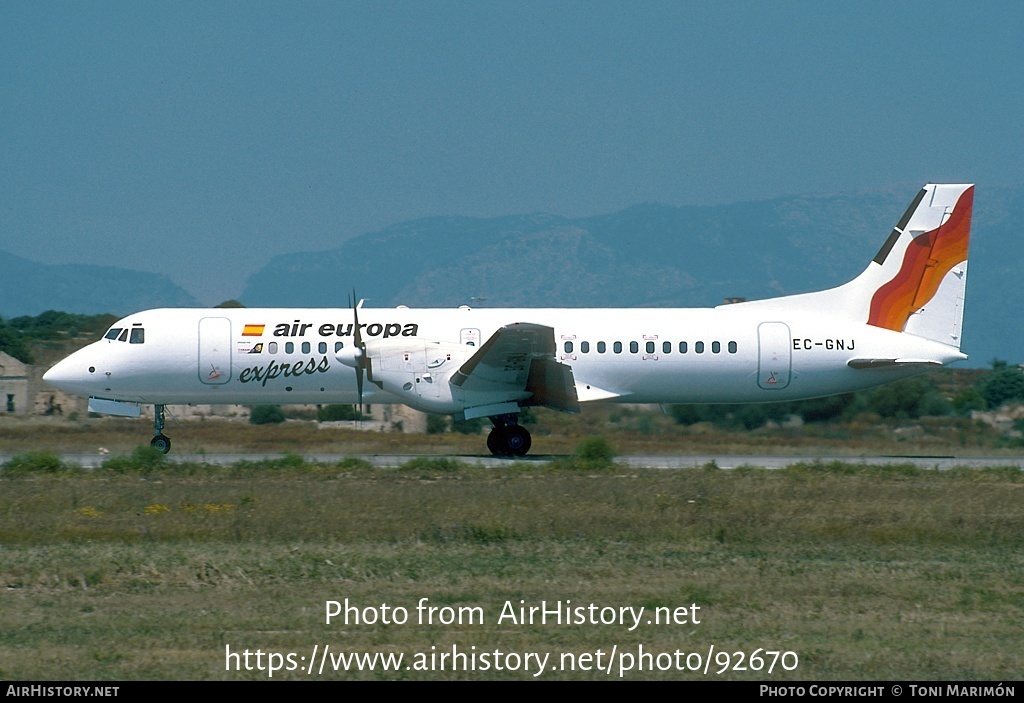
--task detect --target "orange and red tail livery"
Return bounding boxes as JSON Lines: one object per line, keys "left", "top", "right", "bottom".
{"left": 868, "top": 185, "right": 974, "bottom": 333}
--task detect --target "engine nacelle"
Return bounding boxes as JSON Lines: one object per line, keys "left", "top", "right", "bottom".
{"left": 363, "top": 337, "right": 536, "bottom": 415}
{"left": 363, "top": 338, "right": 473, "bottom": 413}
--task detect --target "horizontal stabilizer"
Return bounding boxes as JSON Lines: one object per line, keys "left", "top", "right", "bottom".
{"left": 847, "top": 358, "right": 943, "bottom": 369}
{"left": 576, "top": 385, "right": 624, "bottom": 402}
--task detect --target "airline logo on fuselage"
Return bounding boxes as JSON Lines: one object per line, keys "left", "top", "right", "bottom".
{"left": 244, "top": 320, "right": 419, "bottom": 339}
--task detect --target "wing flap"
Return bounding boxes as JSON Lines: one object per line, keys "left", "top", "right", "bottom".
{"left": 452, "top": 323, "right": 580, "bottom": 413}
{"left": 524, "top": 357, "right": 580, "bottom": 413}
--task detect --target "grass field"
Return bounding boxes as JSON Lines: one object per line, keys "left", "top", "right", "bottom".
{"left": 2, "top": 452, "right": 1022, "bottom": 681}
{"left": 0, "top": 401, "right": 1016, "bottom": 458}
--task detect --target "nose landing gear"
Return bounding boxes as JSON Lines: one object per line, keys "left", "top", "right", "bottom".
{"left": 150, "top": 404, "right": 171, "bottom": 453}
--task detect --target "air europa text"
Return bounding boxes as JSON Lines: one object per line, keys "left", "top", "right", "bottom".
{"left": 272, "top": 321, "right": 419, "bottom": 338}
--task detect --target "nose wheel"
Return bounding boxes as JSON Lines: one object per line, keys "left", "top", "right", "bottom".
{"left": 151, "top": 434, "right": 171, "bottom": 453}
{"left": 151, "top": 404, "right": 171, "bottom": 454}
{"left": 486, "top": 415, "right": 531, "bottom": 457}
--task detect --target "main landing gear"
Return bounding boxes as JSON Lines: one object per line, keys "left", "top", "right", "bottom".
{"left": 150, "top": 404, "right": 171, "bottom": 454}
{"left": 486, "top": 414, "right": 531, "bottom": 457}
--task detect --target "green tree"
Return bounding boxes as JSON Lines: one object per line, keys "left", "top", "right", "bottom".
{"left": 867, "top": 376, "right": 951, "bottom": 418}
{"left": 791, "top": 393, "right": 856, "bottom": 422}
{"left": 0, "top": 321, "right": 33, "bottom": 363}
{"left": 979, "top": 367, "right": 1024, "bottom": 409}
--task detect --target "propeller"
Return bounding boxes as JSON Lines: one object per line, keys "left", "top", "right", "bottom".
{"left": 350, "top": 289, "right": 369, "bottom": 415}
{"left": 336, "top": 290, "right": 379, "bottom": 418}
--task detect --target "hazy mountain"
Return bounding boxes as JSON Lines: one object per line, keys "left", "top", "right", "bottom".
{"left": 0, "top": 250, "right": 199, "bottom": 318}
{"left": 5, "top": 184, "right": 1020, "bottom": 367}
{"left": 240, "top": 184, "right": 1023, "bottom": 366}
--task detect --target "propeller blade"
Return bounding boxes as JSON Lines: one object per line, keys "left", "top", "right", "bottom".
{"left": 355, "top": 362, "right": 363, "bottom": 413}
{"left": 351, "top": 288, "right": 365, "bottom": 415}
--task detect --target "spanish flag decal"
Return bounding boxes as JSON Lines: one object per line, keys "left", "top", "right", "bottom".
{"left": 242, "top": 324, "right": 266, "bottom": 337}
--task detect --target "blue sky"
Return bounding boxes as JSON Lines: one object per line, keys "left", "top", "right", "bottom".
{"left": 2, "top": 1, "right": 1022, "bottom": 304}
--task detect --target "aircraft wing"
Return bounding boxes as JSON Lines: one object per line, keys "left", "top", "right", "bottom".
{"left": 451, "top": 323, "right": 581, "bottom": 413}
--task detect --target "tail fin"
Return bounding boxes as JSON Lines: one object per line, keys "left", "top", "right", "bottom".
{"left": 865, "top": 184, "right": 973, "bottom": 347}
{"left": 726, "top": 184, "right": 974, "bottom": 350}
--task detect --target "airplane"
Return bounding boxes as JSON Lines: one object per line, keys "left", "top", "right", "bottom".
{"left": 43, "top": 183, "right": 974, "bottom": 457}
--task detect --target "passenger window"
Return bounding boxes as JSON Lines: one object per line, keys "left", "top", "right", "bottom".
{"left": 564, "top": 341, "right": 573, "bottom": 353}
{"left": 581, "top": 341, "right": 590, "bottom": 353}
{"left": 695, "top": 341, "right": 705, "bottom": 354}
{"left": 269, "top": 342, "right": 278, "bottom": 354}
{"left": 646, "top": 341, "right": 655, "bottom": 354}
{"left": 679, "top": 342, "right": 688, "bottom": 353}
{"left": 629, "top": 341, "right": 638, "bottom": 353}
{"left": 597, "top": 341, "right": 606, "bottom": 353}
{"left": 285, "top": 342, "right": 294, "bottom": 354}
{"left": 712, "top": 341, "right": 721, "bottom": 353}
{"left": 728, "top": 341, "right": 738, "bottom": 353}
{"left": 319, "top": 342, "right": 328, "bottom": 354}
{"left": 130, "top": 328, "right": 145, "bottom": 344}
{"left": 335, "top": 342, "right": 345, "bottom": 353}
{"left": 302, "top": 342, "right": 311, "bottom": 354}
{"left": 613, "top": 342, "right": 622, "bottom": 354}
{"left": 663, "top": 341, "right": 671, "bottom": 354}
{"left": 104, "top": 328, "right": 122, "bottom": 340}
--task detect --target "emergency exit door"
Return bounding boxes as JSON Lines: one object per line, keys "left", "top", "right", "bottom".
{"left": 199, "top": 317, "right": 232, "bottom": 385}
{"left": 757, "top": 322, "right": 791, "bottom": 390}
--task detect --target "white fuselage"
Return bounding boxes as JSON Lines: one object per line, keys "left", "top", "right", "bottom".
{"left": 43, "top": 305, "right": 965, "bottom": 410}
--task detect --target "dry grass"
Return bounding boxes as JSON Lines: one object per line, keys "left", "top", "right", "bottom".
{"left": 1, "top": 459, "right": 1022, "bottom": 680}
{"left": 0, "top": 406, "right": 1014, "bottom": 457}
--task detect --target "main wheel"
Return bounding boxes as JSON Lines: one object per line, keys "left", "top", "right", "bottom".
{"left": 487, "top": 425, "right": 532, "bottom": 457}
{"left": 505, "top": 425, "right": 531, "bottom": 456}
{"left": 486, "top": 427, "right": 504, "bottom": 455}
{"left": 151, "top": 434, "right": 172, "bottom": 454}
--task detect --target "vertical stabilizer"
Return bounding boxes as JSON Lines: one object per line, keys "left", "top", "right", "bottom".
{"left": 866, "top": 184, "right": 973, "bottom": 348}
{"left": 723, "top": 184, "right": 974, "bottom": 352}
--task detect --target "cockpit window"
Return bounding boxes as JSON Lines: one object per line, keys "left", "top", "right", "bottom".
{"left": 103, "top": 326, "right": 145, "bottom": 344}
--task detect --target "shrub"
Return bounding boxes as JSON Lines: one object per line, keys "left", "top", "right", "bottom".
{"left": 3, "top": 451, "right": 67, "bottom": 474}
{"left": 426, "top": 414, "right": 449, "bottom": 434}
{"left": 451, "top": 417, "right": 486, "bottom": 434}
{"left": 101, "top": 445, "right": 167, "bottom": 474}
{"left": 669, "top": 404, "right": 722, "bottom": 425}
{"left": 317, "top": 404, "right": 362, "bottom": 422}
{"left": 250, "top": 405, "right": 286, "bottom": 425}
{"left": 575, "top": 436, "right": 615, "bottom": 466}
{"left": 398, "top": 457, "right": 465, "bottom": 473}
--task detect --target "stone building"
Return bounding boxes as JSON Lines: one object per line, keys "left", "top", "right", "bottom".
{"left": 0, "top": 351, "right": 29, "bottom": 415}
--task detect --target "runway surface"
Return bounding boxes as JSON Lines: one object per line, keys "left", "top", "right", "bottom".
{"left": 4, "top": 452, "right": 1023, "bottom": 470}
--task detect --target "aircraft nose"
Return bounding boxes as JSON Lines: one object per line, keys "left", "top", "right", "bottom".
{"left": 43, "top": 356, "right": 86, "bottom": 394}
